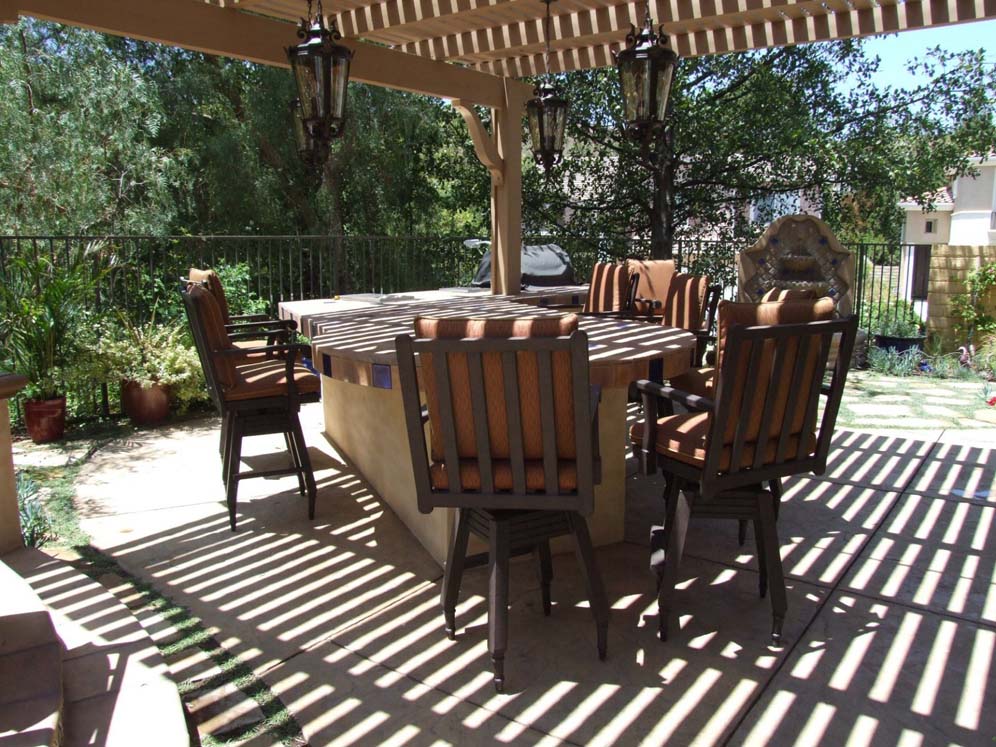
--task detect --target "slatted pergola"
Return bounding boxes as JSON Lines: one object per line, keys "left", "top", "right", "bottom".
{"left": 2, "top": 0, "right": 993, "bottom": 292}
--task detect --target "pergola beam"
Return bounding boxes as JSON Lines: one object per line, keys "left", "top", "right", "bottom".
{"left": 0, "top": 0, "right": 531, "bottom": 108}
{"left": 475, "top": 0, "right": 996, "bottom": 74}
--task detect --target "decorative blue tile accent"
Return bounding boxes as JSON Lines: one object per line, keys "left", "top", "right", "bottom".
{"left": 322, "top": 353, "right": 332, "bottom": 378}
{"left": 372, "top": 364, "right": 392, "bottom": 389}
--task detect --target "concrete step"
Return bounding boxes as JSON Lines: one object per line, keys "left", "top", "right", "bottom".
{"left": 1, "top": 549, "right": 189, "bottom": 747}
{"left": 0, "top": 560, "right": 62, "bottom": 747}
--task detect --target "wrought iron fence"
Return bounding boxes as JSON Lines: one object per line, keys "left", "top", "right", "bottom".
{"left": 0, "top": 233, "right": 920, "bottom": 427}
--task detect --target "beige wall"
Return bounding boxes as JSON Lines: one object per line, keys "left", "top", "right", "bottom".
{"left": 903, "top": 210, "right": 951, "bottom": 245}
{"left": 926, "top": 244, "right": 996, "bottom": 347}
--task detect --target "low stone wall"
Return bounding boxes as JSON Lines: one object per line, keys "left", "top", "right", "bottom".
{"left": 926, "top": 244, "right": 996, "bottom": 347}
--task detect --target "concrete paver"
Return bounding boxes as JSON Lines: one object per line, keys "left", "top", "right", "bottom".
{"left": 39, "top": 401, "right": 996, "bottom": 747}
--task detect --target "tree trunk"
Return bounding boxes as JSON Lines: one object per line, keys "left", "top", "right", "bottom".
{"left": 649, "top": 125, "right": 676, "bottom": 260}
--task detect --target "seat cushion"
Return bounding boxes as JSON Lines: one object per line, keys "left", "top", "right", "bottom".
{"left": 584, "top": 262, "right": 630, "bottom": 313}
{"left": 629, "top": 412, "right": 816, "bottom": 472}
{"left": 414, "top": 315, "right": 579, "bottom": 462}
{"left": 189, "top": 267, "right": 232, "bottom": 325}
{"left": 226, "top": 359, "right": 320, "bottom": 401}
{"left": 429, "top": 459, "right": 578, "bottom": 491}
{"left": 668, "top": 367, "right": 715, "bottom": 398}
{"left": 760, "top": 288, "right": 818, "bottom": 302}
{"left": 627, "top": 259, "right": 676, "bottom": 316}
{"left": 187, "top": 283, "right": 239, "bottom": 388}
{"left": 716, "top": 297, "right": 836, "bottom": 368}
{"left": 662, "top": 274, "right": 709, "bottom": 332}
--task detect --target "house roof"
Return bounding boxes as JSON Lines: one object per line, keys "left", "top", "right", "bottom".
{"left": 898, "top": 185, "right": 955, "bottom": 212}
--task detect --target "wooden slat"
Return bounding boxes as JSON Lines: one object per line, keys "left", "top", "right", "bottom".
{"left": 501, "top": 350, "right": 527, "bottom": 495}
{"left": 467, "top": 350, "right": 495, "bottom": 494}
{"left": 434, "top": 351, "right": 464, "bottom": 492}
{"left": 728, "top": 337, "right": 764, "bottom": 475}
{"left": 752, "top": 336, "right": 788, "bottom": 471}
{"left": 796, "top": 333, "right": 830, "bottom": 460}
{"left": 775, "top": 336, "right": 808, "bottom": 464}
{"left": 537, "top": 349, "right": 559, "bottom": 496}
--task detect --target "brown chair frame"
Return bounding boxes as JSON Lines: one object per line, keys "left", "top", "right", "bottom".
{"left": 182, "top": 283, "right": 319, "bottom": 530}
{"left": 634, "top": 316, "right": 858, "bottom": 643}
{"left": 395, "top": 330, "right": 609, "bottom": 691}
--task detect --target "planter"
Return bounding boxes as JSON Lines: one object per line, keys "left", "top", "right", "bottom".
{"left": 121, "top": 381, "right": 170, "bottom": 426}
{"left": 873, "top": 334, "right": 926, "bottom": 355}
{"left": 23, "top": 397, "right": 67, "bottom": 444}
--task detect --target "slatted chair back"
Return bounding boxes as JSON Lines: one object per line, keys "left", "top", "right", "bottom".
{"left": 181, "top": 282, "right": 237, "bottom": 414}
{"left": 661, "top": 273, "right": 709, "bottom": 331}
{"left": 396, "top": 315, "right": 598, "bottom": 516}
{"left": 627, "top": 259, "right": 676, "bottom": 317}
{"left": 714, "top": 297, "right": 836, "bottom": 369}
{"left": 188, "top": 268, "right": 233, "bottom": 325}
{"left": 701, "top": 316, "right": 857, "bottom": 498}
{"left": 583, "top": 262, "right": 632, "bottom": 313}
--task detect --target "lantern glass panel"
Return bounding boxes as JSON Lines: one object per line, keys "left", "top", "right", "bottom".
{"left": 527, "top": 103, "right": 542, "bottom": 150}
{"left": 654, "top": 62, "right": 674, "bottom": 122}
{"left": 329, "top": 53, "right": 350, "bottom": 131}
{"left": 292, "top": 54, "right": 318, "bottom": 120}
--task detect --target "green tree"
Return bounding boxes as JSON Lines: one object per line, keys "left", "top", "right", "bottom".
{"left": 523, "top": 40, "right": 996, "bottom": 257}
{"left": 0, "top": 20, "right": 185, "bottom": 235}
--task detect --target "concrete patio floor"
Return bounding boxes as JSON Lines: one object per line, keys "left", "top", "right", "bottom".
{"left": 61, "top": 404, "right": 996, "bottom": 746}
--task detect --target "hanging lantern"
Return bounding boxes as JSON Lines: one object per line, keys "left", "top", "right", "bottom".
{"left": 526, "top": 0, "right": 569, "bottom": 174}
{"left": 614, "top": 6, "right": 678, "bottom": 144}
{"left": 526, "top": 82, "right": 568, "bottom": 172}
{"left": 287, "top": 0, "right": 353, "bottom": 165}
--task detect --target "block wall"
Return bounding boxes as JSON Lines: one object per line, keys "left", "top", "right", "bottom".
{"left": 926, "top": 245, "right": 996, "bottom": 347}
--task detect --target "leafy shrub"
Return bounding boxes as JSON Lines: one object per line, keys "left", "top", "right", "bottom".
{"left": 951, "top": 262, "right": 996, "bottom": 343}
{"left": 213, "top": 263, "right": 270, "bottom": 317}
{"left": 861, "top": 298, "right": 923, "bottom": 338}
{"left": 16, "top": 473, "right": 53, "bottom": 548}
{"left": 868, "top": 346, "right": 921, "bottom": 376}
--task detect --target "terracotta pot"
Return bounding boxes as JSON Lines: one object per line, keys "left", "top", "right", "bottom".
{"left": 23, "top": 397, "right": 67, "bottom": 444}
{"left": 120, "top": 381, "right": 171, "bottom": 426}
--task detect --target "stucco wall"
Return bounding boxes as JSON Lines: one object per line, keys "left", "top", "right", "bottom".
{"left": 903, "top": 210, "right": 951, "bottom": 244}
{"left": 926, "top": 244, "right": 996, "bottom": 347}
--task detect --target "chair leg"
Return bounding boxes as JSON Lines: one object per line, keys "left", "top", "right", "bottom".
{"left": 441, "top": 508, "right": 471, "bottom": 639}
{"left": 738, "top": 520, "right": 748, "bottom": 547}
{"left": 225, "top": 417, "right": 243, "bottom": 531}
{"left": 488, "top": 518, "right": 510, "bottom": 693}
{"left": 753, "top": 516, "right": 768, "bottom": 599}
{"left": 219, "top": 410, "right": 229, "bottom": 458}
{"left": 757, "top": 493, "right": 787, "bottom": 644}
{"left": 221, "top": 411, "right": 234, "bottom": 483}
{"left": 290, "top": 418, "right": 317, "bottom": 520}
{"left": 534, "top": 540, "right": 553, "bottom": 617}
{"left": 655, "top": 478, "right": 690, "bottom": 642}
{"left": 770, "top": 478, "right": 783, "bottom": 520}
{"left": 568, "top": 513, "right": 609, "bottom": 661}
{"left": 285, "top": 432, "right": 306, "bottom": 496}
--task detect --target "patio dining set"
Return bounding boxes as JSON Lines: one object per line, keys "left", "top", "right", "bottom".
{"left": 180, "top": 235, "right": 858, "bottom": 693}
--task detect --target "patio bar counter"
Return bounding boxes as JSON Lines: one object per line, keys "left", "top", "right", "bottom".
{"left": 280, "top": 289, "right": 697, "bottom": 565}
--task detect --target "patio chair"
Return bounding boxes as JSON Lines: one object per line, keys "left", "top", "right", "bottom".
{"left": 187, "top": 268, "right": 297, "bottom": 355}
{"left": 631, "top": 314, "right": 857, "bottom": 643}
{"left": 181, "top": 282, "right": 320, "bottom": 530}
{"left": 395, "top": 314, "right": 609, "bottom": 692}
{"left": 545, "top": 261, "right": 637, "bottom": 314}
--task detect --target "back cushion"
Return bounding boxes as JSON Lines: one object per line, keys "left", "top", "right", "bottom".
{"left": 415, "top": 315, "right": 579, "bottom": 462}
{"left": 662, "top": 273, "right": 708, "bottom": 331}
{"left": 627, "top": 259, "right": 676, "bottom": 308}
{"left": 189, "top": 284, "right": 238, "bottom": 388}
{"left": 189, "top": 267, "right": 232, "bottom": 325}
{"left": 584, "top": 262, "right": 629, "bottom": 313}
{"left": 760, "top": 288, "right": 819, "bottom": 303}
{"left": 715, "top": 298, "right": 836, "bottom": 448}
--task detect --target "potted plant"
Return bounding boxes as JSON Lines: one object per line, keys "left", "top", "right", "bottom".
{"left": 873, "top": 314, "right": 926, "bottom": 355}
{"left": 97, "top": 317, "right": 207, "bottom": 425}
{"left": 0, "top": 244, "right": 105, "bottom": 443}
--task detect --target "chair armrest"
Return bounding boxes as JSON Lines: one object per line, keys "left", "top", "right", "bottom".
{"left": 227, "top": 328, "right": 292, "bottom": 341}
{"left": 634, "top": 379, "right": 715, "bottom": 413}
{"left": 230, "top": 313, "right": 270, "bottom": 322}
{"left": 213, "top": 343, "right": 310, "bottom": 358}
{"left": 633, "top": 296, "right": 663, "bottom": 310}
{"left": 226, "top": 318, "right": 297, "bottom": 332}
{"left": 542, "top": 302, "right": 585, "bottom": 311}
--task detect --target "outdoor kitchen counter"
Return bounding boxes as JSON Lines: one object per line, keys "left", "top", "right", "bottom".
{"left": 279, "top": 291, "right": 696, "bottom": 565}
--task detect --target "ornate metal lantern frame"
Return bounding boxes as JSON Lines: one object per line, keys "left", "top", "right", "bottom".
{"left": 613, "top": 4, "right": 679, "bottom": 145}
{"left": 287, "top": 0, "right": 354, "bottom": 168}
{"left": 526, "top": 0, "right": 569, "bottom": 173}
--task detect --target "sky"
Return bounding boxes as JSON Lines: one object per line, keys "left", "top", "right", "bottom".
{"left": 854, "top": 18, "right": 996, "bottom": 89}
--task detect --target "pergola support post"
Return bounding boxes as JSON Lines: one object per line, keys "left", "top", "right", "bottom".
{"left": 454, "top": 81, "right": 528, "bottom": 296}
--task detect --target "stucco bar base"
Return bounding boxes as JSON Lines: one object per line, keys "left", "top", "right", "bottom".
{"left": 321, "top": 375, "right": 627, "bottom": 566}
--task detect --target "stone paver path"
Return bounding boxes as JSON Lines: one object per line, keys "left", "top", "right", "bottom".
{"left": 15, "top": 400, "right": 996, "bottom": 746}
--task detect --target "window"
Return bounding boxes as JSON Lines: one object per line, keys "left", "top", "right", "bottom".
{"left": 911, "top": 245, "right": 931, "bottom": 301}
{"left": 925, "top": 219, "right": 935, "bottom": 234}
